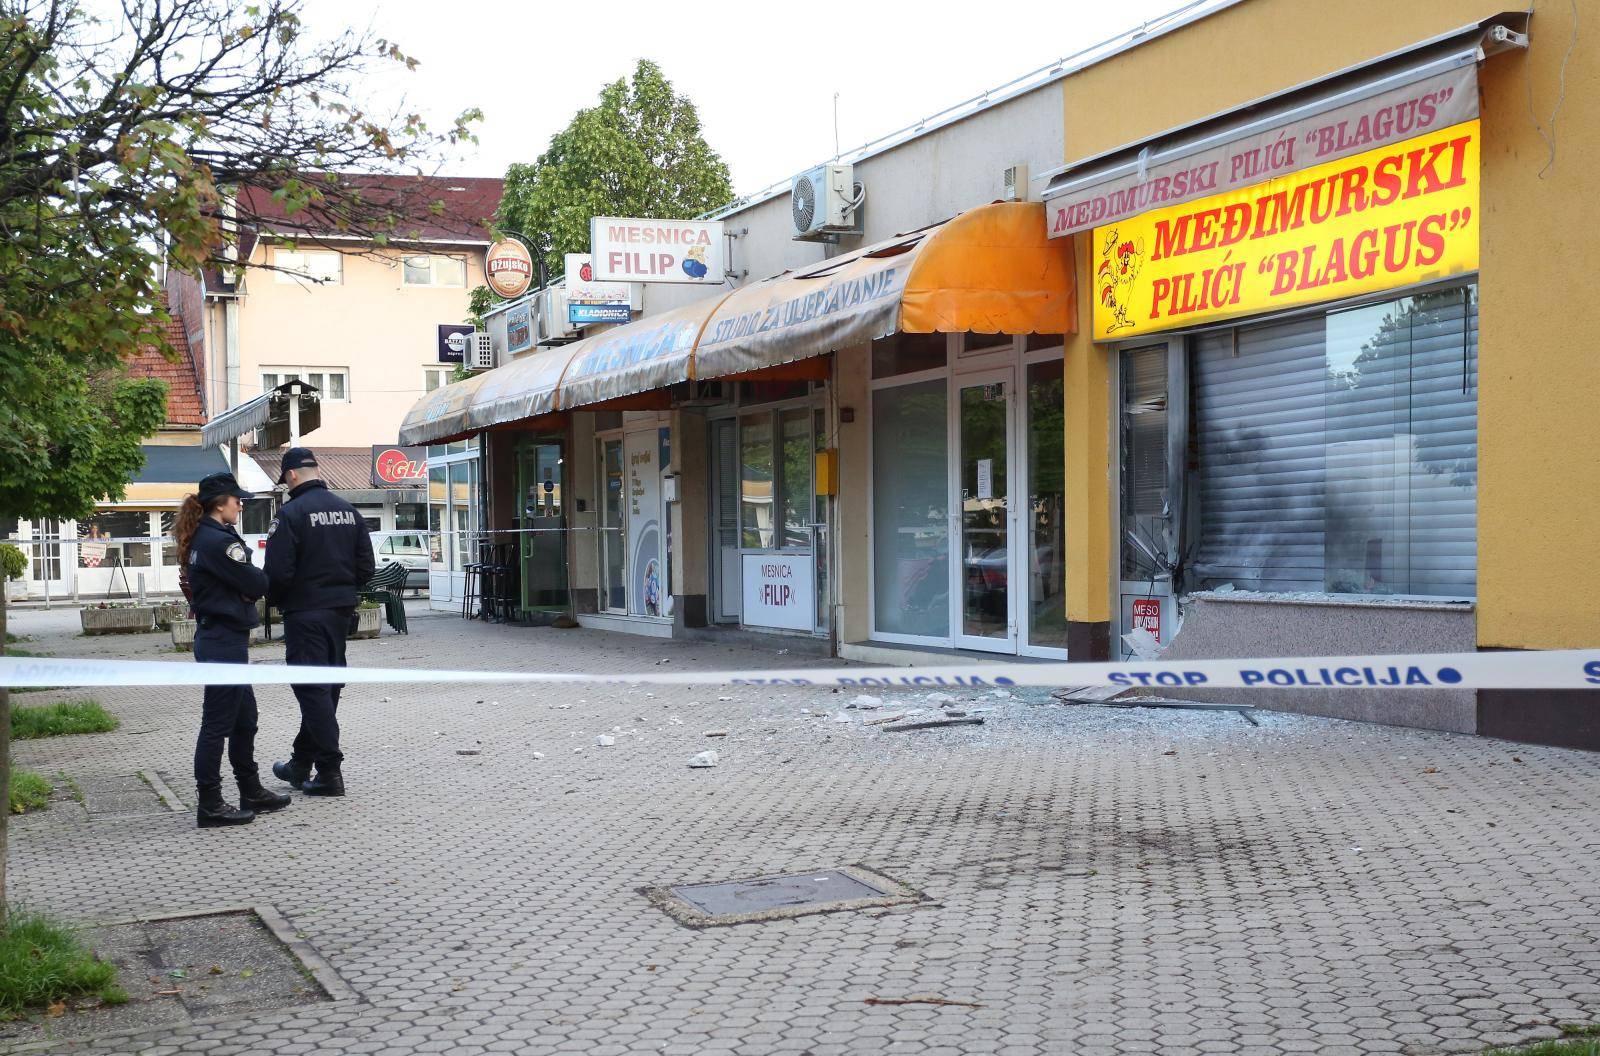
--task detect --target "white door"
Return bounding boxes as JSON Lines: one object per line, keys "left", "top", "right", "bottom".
{"left": 23, "top": 518, "right": 72, "bottom": 598}
{"left": 952, "top": 370, "right": 1017, "bottom": 652}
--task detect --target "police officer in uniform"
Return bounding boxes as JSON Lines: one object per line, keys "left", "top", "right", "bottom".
{"left": 266, "top": 448, "right": 374, "bottom": 797}
{"left": 180, "top": 472, "right": 291, "bottom": 828}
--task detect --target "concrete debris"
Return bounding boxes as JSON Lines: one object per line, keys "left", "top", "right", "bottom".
{"left": 596, "top": 735, "right": 616, "bottom": 747}
{"left": 688, "top": 750, "right": 719, "bottom": 769}
{"left": 849, "top": 694, "right": 883, "bottom": 710}
{"left": 655, "top": 658, "right": 672, "bottom": 665}
{"left": 990, "top": 689, "right": 1012, "bottom": 699}
{"left": 834, "top": 712, "right": 855, "bottom": 724}
{"left": 668, "top": 716, "right": 684, "bottom": 725}
{"left": 1121, "top": 626, "right": 1164, "bottom": 660}
{"left": 380, "top": 696, "right": 391, "bottom": 703}
{"left": 531, "top": 752, "right": 545, "bottom": 760}
{"left": 880, "top": 717, "right": 986, "bottom": 733}
{"left": 924, "top": 692, "right": 957, "bottom": 705}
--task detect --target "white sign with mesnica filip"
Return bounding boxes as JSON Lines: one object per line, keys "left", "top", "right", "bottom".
{"left": 741, "top": 553, "right": 815, "bottom": 631}
{"left": 590, "top": 217, "right": 725, "bottom": 284}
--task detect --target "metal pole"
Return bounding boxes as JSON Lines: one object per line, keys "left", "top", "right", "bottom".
{"left": 289, "top": 389, "right": 301, "bottom": 449}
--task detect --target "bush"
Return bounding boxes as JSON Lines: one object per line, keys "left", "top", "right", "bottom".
{"left": 0, "top": 544, "right": 24, "bottom": 582}
{"left": 11, "top": 701, "right": 119, "bottom": 740}
{"left": 9, "top": 772, "right": 51, "bottom": 814}
{"left": 0, "top": 911, "right": 125, "bottom": 1020}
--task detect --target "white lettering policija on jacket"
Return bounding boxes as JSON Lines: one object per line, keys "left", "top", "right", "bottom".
{"left": 308, "top": 510, "right": 359, "bottom": 527}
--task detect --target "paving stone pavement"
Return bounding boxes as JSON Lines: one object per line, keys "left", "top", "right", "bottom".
{"left": 8, "top": 607, "right": 1600, "bottom": 1055}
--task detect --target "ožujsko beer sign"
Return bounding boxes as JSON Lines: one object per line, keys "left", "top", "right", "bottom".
{"left": 1091, "top": 120, "right": 1479, "bottom": 340}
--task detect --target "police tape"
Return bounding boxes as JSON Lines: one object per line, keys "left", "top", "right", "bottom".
{"left": 2, "top": 651, "right": 1599, "bottom": 692}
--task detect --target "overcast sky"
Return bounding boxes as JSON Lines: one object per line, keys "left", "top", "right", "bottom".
{"left": 299, "top": 0, "right": 1201, "bottom": 197}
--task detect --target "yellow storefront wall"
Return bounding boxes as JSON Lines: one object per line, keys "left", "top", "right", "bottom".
{"left": 1059, "top": 0, "right": 1600, "bottom": 650}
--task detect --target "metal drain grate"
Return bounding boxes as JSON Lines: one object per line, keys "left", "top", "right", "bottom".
{"left": 643, "top": 866, "right": 922, "bottom": 928}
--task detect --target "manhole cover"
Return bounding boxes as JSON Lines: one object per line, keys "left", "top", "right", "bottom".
{"left": 643, "top": 866, "right": 923, "bottom": 928}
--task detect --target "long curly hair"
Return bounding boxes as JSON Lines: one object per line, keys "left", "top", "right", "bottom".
{"left": 173, "top": 493, "right": 227, "bottom": 568}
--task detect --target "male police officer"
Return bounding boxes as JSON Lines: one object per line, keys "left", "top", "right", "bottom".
{"left": 265, "top": 448, "right": 374, "bottom": 797}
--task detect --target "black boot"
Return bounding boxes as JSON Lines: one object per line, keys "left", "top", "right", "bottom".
{"left": 272, "top": 759, "right": 311, "bottom": 789}
{"left": 301, "top": 765, "right": 344, "bottom": 797}
{"left": 196, "top": 788, "right": 255, "bottom": 829}
{"left": 237, "top": 772, "right": 291, "bottom": 813}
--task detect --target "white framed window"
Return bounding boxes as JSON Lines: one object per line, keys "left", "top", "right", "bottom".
{"left": 423, "top": 366, "right": 454, "bottom": 393}
{"left": 402, "top": 254, "right": 467, "bottom": 287}
{"left": 262, "top": 367, "right": 349, "bottom": 402}
{"left": 274, "top": 249, "right": 343, "bottom": 285}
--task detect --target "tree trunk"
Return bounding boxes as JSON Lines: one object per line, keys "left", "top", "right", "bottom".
{"left": 1, "top": 585, "right": 10, "bottom": 921}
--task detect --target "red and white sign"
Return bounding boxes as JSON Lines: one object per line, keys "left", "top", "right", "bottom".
{"left": 1131, "top": 598, "right": 1162, "bottom": 643}
{"left": 371, "top": 446, "right": 428, "bottom": 489}
{"left": 485, "top": 238, "right": 534, "bottom": 299}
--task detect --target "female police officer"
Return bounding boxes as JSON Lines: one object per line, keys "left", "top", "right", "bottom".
{"left": 175, "top": 472, "right": 291, "bottom": 828}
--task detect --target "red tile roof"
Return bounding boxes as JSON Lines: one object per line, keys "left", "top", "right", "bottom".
{"left": 248, "top": 447, "right": 381, "bottom": 492}
{"left": 238, "top": 174, "right": 504, "bottom": 244}
{"left": 125, "top": 315, "right": 206, "bottom": 428}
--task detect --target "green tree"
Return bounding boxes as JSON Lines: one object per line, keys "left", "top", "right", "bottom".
{"left": 497, "top": 59, "right": 733, "bottom": 282}
{"left": 0, "top": 0, "right": 480, "bottom": 917}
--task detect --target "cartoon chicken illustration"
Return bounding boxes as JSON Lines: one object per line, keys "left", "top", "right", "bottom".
{"left": 681, "top": 244, "right": 709, "bottom": 280}
{"left": 1098, "top": 228, "right": 1144, "bottom": 333}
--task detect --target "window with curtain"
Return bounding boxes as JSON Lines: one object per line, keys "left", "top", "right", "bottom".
{"left": 1191, "top": 285, "right": 1477, "bottom": 598}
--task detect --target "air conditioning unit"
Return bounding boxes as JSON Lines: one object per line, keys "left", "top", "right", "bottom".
{"left": 539, "top": 286, "right": 577, "bottom": 342}
{"left": 792, "top": 163, "right": 862, "bottom": 242}
{"left": 464, "top": 332, "right": 495, "bottom": 371}
{"left": 1001, "top": 163, "right": 1030, "bottom": 202}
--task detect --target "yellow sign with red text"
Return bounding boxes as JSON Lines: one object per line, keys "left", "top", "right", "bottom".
{"left": 1092, "top": 120, "right": 1479, "bottom": 339}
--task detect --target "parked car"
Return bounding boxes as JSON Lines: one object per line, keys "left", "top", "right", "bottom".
{"left": 369, "top": 531, "right": 429, "bottom": 591}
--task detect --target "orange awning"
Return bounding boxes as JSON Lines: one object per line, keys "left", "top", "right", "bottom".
{"left": 692, "top": 201, "right": 1074, "bottom": 379}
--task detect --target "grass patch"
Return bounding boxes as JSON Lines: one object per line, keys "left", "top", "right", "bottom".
{"left": 1487, "top": 1041, "right": 1600, "bottom": 1056}
{"left": 11, "top": 700, "right": 118, "bottom": 740}
{"left": 0, "top": 910, "right": 125, "bottom": 1020}
{"left": 1561, "top": 1025, "right": 1600, "bottom": 1038}
{"left": 9, "top": 772, "right": 51, "bottom": 815}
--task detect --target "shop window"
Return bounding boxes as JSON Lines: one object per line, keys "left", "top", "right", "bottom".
{"left": 739, "top": 414, "right": 774, "bottom": 549}
{"left": 395, "top": 503, "right": 427, "bottom": 531}
{"left": 779, "top": 409, "right": 812, "bottom": 548}
{"left": 738, "top": 379, "right": 810, "bottom": 405}
{"left": 354, "top": 505, "right": 382, "bottom": 532}
{"left": 1119, "top": 346, "right": 1169, "bottom": 582}
{"left": 77, "top": 512, "right": 152, "bottom": 567}
{"left": 160, "top": 512, "right": 177, "bottom": 567}
{"left": 428, "top": 465, "right": 447, "bottom": 567}
{"left": 872, "top": 378, "right": 949, "bottom": 637}
{"left": 1191, "top": 285, "right": 1477, "bottom": 598}
{"left": 593, "top": 411, "right": 623, "bottom": 432}
{"left": 871, "top": 332, "right": 946, "bottom": 379}
{"left": 1025, "top": 333, "right": 1064, "bottom": 352}
{"left": 424, "top": 367, "right": 454, "bottom": 393}
{"left": 958, "top": 331, "right": 1013, "bottom": 358}
{"left": 1027, "top": 360, "right": 1066, "bottom": 649}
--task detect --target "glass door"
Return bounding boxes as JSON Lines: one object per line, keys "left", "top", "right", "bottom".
{"left": 1025, "top": 360, "right": 1068, "bottom": 654}
{"left": 518, "top": 441, "right": 569, "bottom": 615}
{"left": 710, "top": 418, "right": 741, "bottom": 622}
{"left": 954, "top": 371, "right": 1016, "bottom": 651}
{"left": 25, "top": 518, "right": 70, "bottom": 597}
{"left": 1117, "top": 340, "right": 1182, "bottom": 657}
{"left": 599, "top": 437, "right": 626, "bottom": 612}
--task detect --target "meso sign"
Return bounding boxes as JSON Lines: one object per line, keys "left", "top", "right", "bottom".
{"left": 485, "top": 238, "right": 534, "bottom": 299}
{"left": 589, "top": 217, "right": 725, "bottom": 284}
{"left": 370, "top": 445, "right": 428, "bottom": 488}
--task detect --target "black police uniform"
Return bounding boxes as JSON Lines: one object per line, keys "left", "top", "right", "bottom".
{"left": 187, "top": 503, "right": 285, "bottom": 825}
{"left": 265, "top": 476, "right": 374, "bottom": 793}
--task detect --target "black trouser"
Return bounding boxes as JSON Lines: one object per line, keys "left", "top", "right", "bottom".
{"left": 284, "top": 608, "right": 351, "bottom": 769}
{"left": 193, "top": 623, "right": 259, "bottom": 798}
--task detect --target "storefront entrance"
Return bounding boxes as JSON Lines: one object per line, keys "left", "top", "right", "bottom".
{"left": 870, "top": 334, "right": 1066, "bottom": 657}
{"left": 516, "top": 438, "right": 569, "bottom": 616}
{"left": 707, "top": 384, "right": 830, "bottom": 636}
